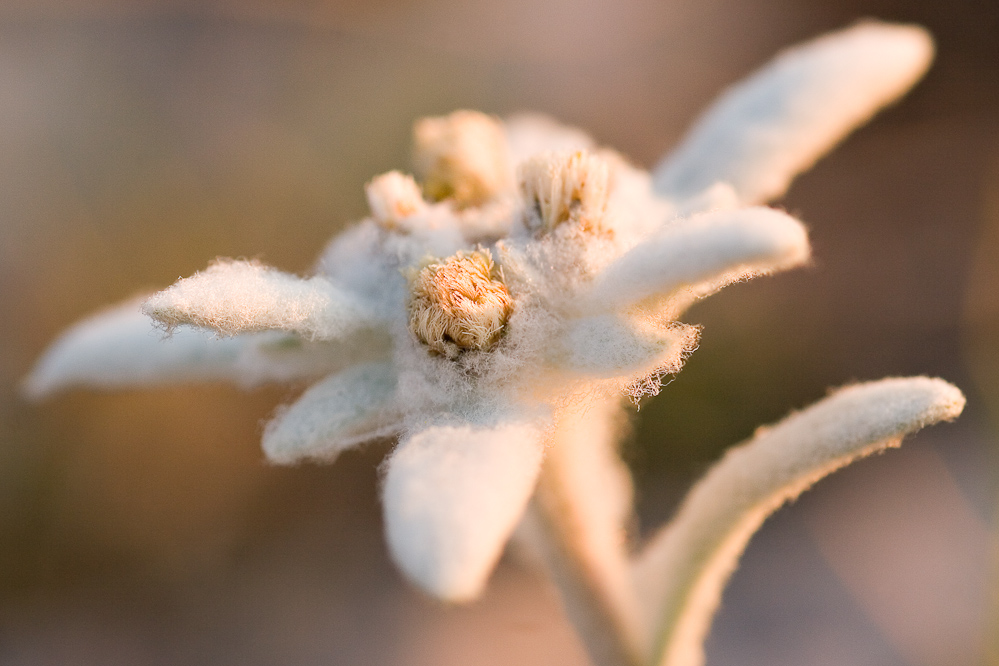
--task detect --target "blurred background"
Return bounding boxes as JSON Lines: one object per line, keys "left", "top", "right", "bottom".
{"left": 0, "top": 0, "right": 996, "bottom": 664}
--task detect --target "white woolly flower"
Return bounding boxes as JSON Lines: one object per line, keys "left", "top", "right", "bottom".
{"left": 27, "top": 22, "right": 962, "bottom": 666}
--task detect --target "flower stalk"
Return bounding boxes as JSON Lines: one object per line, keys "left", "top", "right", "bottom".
{"left": 523, "top": 397, "right": 645, "bottom": 666}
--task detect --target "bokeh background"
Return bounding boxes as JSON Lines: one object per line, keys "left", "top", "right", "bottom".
{"left": 0, "top": 1, "right": 997, "bottom": 664}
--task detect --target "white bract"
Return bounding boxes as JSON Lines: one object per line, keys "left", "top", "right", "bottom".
{"left": 28, "top": 22, "right": 963, "bottom": 666}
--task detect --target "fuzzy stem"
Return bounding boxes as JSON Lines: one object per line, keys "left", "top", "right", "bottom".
{"left": 522, "top": 396, "right": 646, "bottom": 666}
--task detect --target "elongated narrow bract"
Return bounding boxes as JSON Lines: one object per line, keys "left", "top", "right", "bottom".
{"left": 654, "top": 22, "right": 934, "bottom": 204}
{"left": 583, "top": 207, "right": 809, "bottom": 315}
{"left": 633, "top": 378, "right": 965, "bottom": 666}
{"left": 557, "top": 315, "right": 699, "bottom": 380}
{"left": 263, "top": 362, "right": 400, "bottom": 465}
{"left": 25, "top": 299, "right": 246, "bottom": 397}
{"left": 142, "top": 259, "right": 378, "bottom": 341}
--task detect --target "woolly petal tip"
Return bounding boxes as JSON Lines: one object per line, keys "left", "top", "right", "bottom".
{"left": 654, "top": 22, "right": 934, "bottom": 204}
{"left": 142, "top": 259, "right": 376, "bottom": 340}
{"left": 24, "top": 298, "right": 245, "bottom": 398}
{"left": 262, "top": 362, "right": 399, "bottom": 465}
{"left": 635, "top": 376, "right": 964, "bottom": 666}
{"left": 557, "top": 315, "right": 699, "bottom": 392}
{"left": 584, "top": 207, "right": 809, "bottom": 314}
{"left": 382, "top": 415, "right": 547, "bottom": 602}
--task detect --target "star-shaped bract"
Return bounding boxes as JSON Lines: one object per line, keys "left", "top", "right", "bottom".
{"left": 27, "top": 22, "right": 962, "bottom": 666}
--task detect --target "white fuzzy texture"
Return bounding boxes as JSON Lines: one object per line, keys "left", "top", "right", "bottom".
{"left": 519, "top": 151, "right": 611, "bottom": 233}
{"left": 238, "top": 329, "right": 393, "bottom": 385}
{"left": 583, "top": 207, "right": 810, "bottom": 315}
{"left": 365, "top": 171, "right": 428, "bottom": 229}
{"left": 559, "top": 314, "right": 699, "bottom": 382}
{"left": 600, "top": 156, "right": 678, "bottom": 245}
{"left": 504, "top": 113, "right": 596, "bottom": 165}
{"left": 143, "top": 259, "right": 377, "bottom": 340}
{"left": 24, "top": 299, "right": 245, "bottom": 397}
{"left": 413, "top": 110, "right": 512, "bottom": 207}
{"left": 263, "top": 362, "right": 399, "bottom": 465}
{"left": 383, "top": 414, "right": 547, "bottom": 602}
{"left": 315, "top": 220, "right": 440, "bottom": 320}
{"left": 24, "top": 299, "right": 393, "bottom": 398}
{"left": 653, "top": 22, "right": 934, "bottom": 204}
{"left": 23, "top": 23, "right": 946, "bottom": 653}
{"left": 633, "top": 377, "right": 965, "bottom": 666}
{"left": 671, "top": 182, "right": 739, "bottom": 219}
{"left": 525, "top": 397, "right": 644, "bottom": 666}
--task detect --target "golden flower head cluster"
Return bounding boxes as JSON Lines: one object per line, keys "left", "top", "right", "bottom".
{"left": 364, "top": 171, "right": 428, "bottom": 230}
{"left": 412, "top": 110, "right": 512, "bottom": 207}
{"left": 519, "top": 150, "right": 611, "bottom": 234}
{"left": 408, "top": 249, "right": 513, "bottom": 358}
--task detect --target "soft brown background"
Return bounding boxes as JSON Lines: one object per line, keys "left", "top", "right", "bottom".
{"left": 0, "top": 1, "right": 996, "bottom": 664}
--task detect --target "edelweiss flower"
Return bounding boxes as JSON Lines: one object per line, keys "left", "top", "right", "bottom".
{"left": 27, "top": 22, "right": 966, "bottom": 666}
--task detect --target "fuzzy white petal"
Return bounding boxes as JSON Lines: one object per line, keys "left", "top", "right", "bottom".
{"left": 143, "top": 259, "right": 378, "bottom": 340}
{"left": 262, "top": 362, "right": 399, "bottom": 465}
{"left": 25, "top": 299, "right": 246, "bottom": 397}
{"left": 634, "top": 377, "right": 965, "bottom": 666}
{"left": 237, "top": 330, "right": 393, "bottom": 386}
{"left": 653, "top": 22, "right": 933, "bottom": 204}
{"left": 23, "top": 301, "right": 389, "bottom": 398}
{"left": 584, "top": 207, "right": 809, "bottom": 315}
{"left": 383, "top": 413, "right": 548, "bottom": 602}
{"left": 672, "top": 182, "right": 740, "bottom": 218}
{"left": 559, "top": 314, "right": 699, "bottom": 381}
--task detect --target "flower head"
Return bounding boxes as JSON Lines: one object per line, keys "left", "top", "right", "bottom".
{"left": 413, "top": 110, "right": 512, "bottom": 206}
{"left": 408, "top": 249, "right": 513, "bottom": 357}
{"left": 520, "top": 150, "right": 611, "bottom": 234}
{"left": 26, "top": 22, "right": 963, "bottom": 666}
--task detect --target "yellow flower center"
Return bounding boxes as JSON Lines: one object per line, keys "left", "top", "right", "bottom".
{"left": 519, "top": 150, "right": 610, "bottom": 233}
{"left": 365, "top": 171, "right": 427, "bottom": 230}
{"left": 408, "top": 250, "right": 514, "bottom": 357}
{"left": 412, "top": 110, "right": 512, "bottom": 208}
